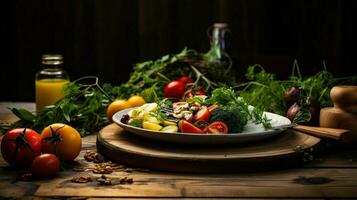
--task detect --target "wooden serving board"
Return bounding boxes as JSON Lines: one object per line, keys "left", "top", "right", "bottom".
{"left": 97, "top": 124, "right": 321, "bottom": 173}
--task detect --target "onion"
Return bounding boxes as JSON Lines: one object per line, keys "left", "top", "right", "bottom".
{"left": 284, "top": 86, "right": 301, "bottom": 107}
{"left": 308, "top": 101, "right": 321, "bottom": 126}
{"left": 286, "top": 102, "right": 300, "bottom": 121}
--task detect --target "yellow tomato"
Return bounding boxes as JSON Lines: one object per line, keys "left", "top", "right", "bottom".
{"left": 41, "top": 123, "right": 82, "bottom": 161}
{"left": 107, "top": 99, "right": 132, "bottom": 121}
{"left": 127, "top": 95, "right": 146, "bottom": 107}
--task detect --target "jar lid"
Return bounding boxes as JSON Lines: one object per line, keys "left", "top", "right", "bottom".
{"left": 42, "top": 54, "right": 63, "bottom": 65}
{"left": 213, "top": 23, "right": 228, "bottom": 29}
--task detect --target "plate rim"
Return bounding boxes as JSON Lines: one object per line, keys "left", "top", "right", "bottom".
{"left": 112, "top": 108, "right": 291, "bottom": 144}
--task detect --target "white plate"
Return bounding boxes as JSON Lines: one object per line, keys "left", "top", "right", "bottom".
{"left": 112, "top": 108, "right": 291, "bottom": 145}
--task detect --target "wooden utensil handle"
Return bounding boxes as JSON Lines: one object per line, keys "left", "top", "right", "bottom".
{"left": 292, "top": 125, "right": 351, "bottom": 142}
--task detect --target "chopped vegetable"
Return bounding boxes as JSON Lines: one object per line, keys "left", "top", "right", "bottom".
{"left": 142, "top": 121, "right": 162, "bottom": 131}
{"left": 206, "top": 121, "right": 228, "bottom": 134}
{"left": 178, "top": 120, "right": 204, "bottom": 134}
{"left": 210, "top": 107, "right": 246, "bottom": 133}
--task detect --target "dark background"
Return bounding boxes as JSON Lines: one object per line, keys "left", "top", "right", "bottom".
{"left": 1, "top": 0, "right": 356, "bottom": 101}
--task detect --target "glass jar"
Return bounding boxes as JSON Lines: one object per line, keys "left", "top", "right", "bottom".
{"left": 35, "top": 54, "right": 70, "bottom": 112}
{"left": 205, "top": 23, "right": 234, "bottom": 82}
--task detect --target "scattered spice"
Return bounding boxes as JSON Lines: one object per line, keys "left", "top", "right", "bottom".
{"left": 93, "top": 167, "right": 113, "bottom": 174}
{"left": 97, "top": 174, "right": 112, "bottom": 185}
{"left": 119, "top": 176, "right": 133, "bottom": 184}
{"left": 95, "top": 174, "right": 133, "bottom": 185}
{"left": 93, "top": 161, "right": 126, "bottom": 173}
{"left": 71, "top": 176, "right": 93, "bottom": 183}
{"left": 84, "top": 151, "right": 105, "bottom": 163}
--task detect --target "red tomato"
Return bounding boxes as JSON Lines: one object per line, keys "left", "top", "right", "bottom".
{"left": 195, "top": 88, "right": 206, "bottom": 96}
{"left": 194, "top": 106, "right": 211, "bottom": 122}
{"left": 178, "top": 76, "right": 193, "bottom": 84}
{"left": 179, "top": 120, "right": 203, "bottom": 134}
{"left": 31, "top": 154, "right": 60, "bottom": 177}
{"left": 164, "top": 81, "right": 186, "bottom": 99}
{"left": 1, "top": 128, "right": 42, "bottom": 166}
{"left": 206, "top": 121, "right": 228, "bottom": 134}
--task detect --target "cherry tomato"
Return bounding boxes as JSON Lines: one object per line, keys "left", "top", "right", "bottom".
{"left": 195, "top": 88, "right": 206, "bottom": 96}
{"left": 41, "top": 123, "right": 82, "bottom": 161}
{"left": 1, "top": 128, "right": 42, "bottom": 166}
{"left": 194, "top": 106, "right": 211, "bottom": 122}
{"left": 164, "top": 81, "right": 186, "bottom": 99}
{"left": 177, "top": 76, "right": 193, "bottom": 84}
{"left": 206, "top": 121, "right": 228, "bottom": 134}
{"left": 179, "top": 120, "right": 203, "bottom": 134}
{"left": 31, "top": 154, "right": 60, "bottom": 177}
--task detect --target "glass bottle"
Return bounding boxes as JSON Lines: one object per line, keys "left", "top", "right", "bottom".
{"left": 205, "top": 23, "right": 233, "bottom": 82}
{"left": 35, "top": 54, "right": 70, "bottom": 112}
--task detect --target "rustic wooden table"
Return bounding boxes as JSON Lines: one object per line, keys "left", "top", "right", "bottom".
{"left": 1, "top": 102, "right": 357, "bottom": 199}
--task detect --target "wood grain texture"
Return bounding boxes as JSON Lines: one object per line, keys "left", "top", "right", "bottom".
{"left": 293, "top": 125, "right": 351, "bottom": 141}
{"left": 96, "top": 124, "right": 321, "bottom": 173}
{"left": 35, "top": 168, "right": 357, "bottom": 198}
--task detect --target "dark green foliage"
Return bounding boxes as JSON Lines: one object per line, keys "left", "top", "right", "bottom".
{"left": 238, "top": 63, "right": 357, "bottom": 123}
{"left": 210, "top": 107, "right": 246, "bottom": 133}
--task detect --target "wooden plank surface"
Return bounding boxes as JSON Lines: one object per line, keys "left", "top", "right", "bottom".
{"left": 32, "top": 167, "right": 357, "bottom": 198}
{"left": 1, "top": 102, "right": 357, "bottom": 199}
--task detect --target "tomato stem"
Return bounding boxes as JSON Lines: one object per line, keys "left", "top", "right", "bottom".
{"left": 42, "top": 125, "right": 66, "bottom": 159}
{"left": 12, "top": 128, "right": 36, "bottom": 163}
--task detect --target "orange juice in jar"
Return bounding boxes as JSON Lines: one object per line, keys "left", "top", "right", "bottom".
{"left": 35, "top": 54, "right": 69, "bottom": 112}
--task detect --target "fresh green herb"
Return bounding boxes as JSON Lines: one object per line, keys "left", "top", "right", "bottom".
{"left": 158, "top": 98, "right": 173, "bottom": 108}
{"left": 149, "top": 111, "right": 166, "bottom": 122}
{"left": 0, "top": 108, "right": 37, "bottom": 132}
{"left": 128, "top": 119, "right": 143, "bottom": 128}
{"left": 207, "top": 87, "right": 235, "bottom": 106}
{"left": 207, "top": 87, "right": 271, "bottom": 128}
{"left": 1, "top": 77, "right": 111, "bottom": 136}
{"left": 140, "top": 84, "right": 160, "bottom": 103}
{"left": 238, "top": 62, "right": 357, "bottom": 124}
{"left": 185, "top": 96, "right": 207, "bottom": 104}
{"left": 238, "top": 65, "right": 288, "bottom": 116}
{"left": 104, "top": 48, "right": 199, "bottom": 101}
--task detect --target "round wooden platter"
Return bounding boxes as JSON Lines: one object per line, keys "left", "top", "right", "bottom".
{"left": 96, "top": 123, "right": 321, "bottom": 173}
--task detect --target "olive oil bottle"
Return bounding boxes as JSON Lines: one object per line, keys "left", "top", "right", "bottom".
{"left": 205, "top": 23, "right": 234, "bottom": 83}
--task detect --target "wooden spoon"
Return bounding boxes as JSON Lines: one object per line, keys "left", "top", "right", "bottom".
{"left": 292, "top": 125, "right": 354, "bottom": 143}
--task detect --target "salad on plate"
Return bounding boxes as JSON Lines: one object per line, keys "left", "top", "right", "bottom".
{"left": 118, "top": 88, "right": 286, "bottom": 135}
